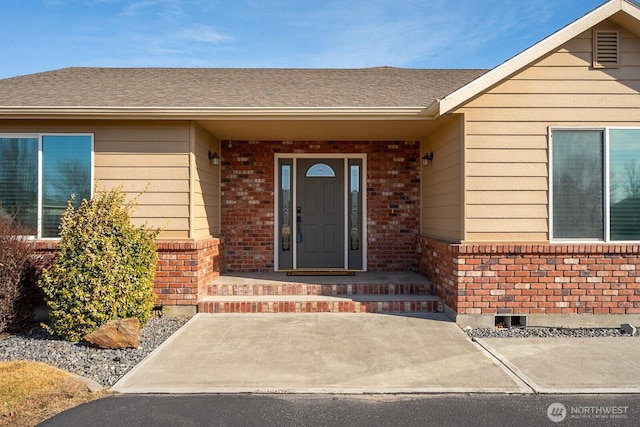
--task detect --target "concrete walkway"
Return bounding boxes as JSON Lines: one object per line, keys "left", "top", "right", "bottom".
{"left": 111, "top": 313, "right": 640, "bottom": 394}
{"left": 475, "top": 337, "right": 640, "bottom": 394}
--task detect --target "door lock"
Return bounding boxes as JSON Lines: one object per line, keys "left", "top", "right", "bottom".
{"left": 296, "top": 207, "right": 302, "bottom": 243}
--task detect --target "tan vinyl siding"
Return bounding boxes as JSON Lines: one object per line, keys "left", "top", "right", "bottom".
{"left": 192, "top": 122, "right": 220, "bottom": 238}
{"left": 457, "top": 20, "right": 640, "bottom": 243}
{"left": 421, "top": 115, "right": 463, "bottom": 241}
{"left": 0, "top": 120, "right": 191, "bottom": 238}
{"left": 96, "top": 122, "right": 190, "bottom": 238}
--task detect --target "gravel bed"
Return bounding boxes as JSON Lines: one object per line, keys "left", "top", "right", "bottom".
{"left": 465, "top": 326, "right": 639, "bottom": 339}
{"left": 0, "top": 316, "right": 189, "bottom": 387}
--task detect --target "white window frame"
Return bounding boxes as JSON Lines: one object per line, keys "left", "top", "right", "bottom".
{"left": 549, "top": 126, "right": 640, "bottom": 243}
{"left": 0, "top": 133, "right": 94, "bottom": 239}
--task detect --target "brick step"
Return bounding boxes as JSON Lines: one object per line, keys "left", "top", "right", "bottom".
{"left": 206, "top": 283, "right": 435, "bottom": 297}
{"left": 197, "top": 294, "right": 442, "bottom": 314}
{"left": 352, "top": 295, "right": 443, "bottom": 314}
{"left": 198, "top": 295, "right": 363, "bottom": 314}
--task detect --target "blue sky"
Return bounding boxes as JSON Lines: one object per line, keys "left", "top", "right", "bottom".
{"left": 1, "top": 0, "right": 606, "bottom": 79}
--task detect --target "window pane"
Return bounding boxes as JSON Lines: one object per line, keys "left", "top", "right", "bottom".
{"left": 350, "top": 164, "right": 360, "bottom": 251}
{"left": 306, "top": 163, "right": 335, "bottom": 177}
{"left": 610, "top": 129, "right": 640, "bottom": 240}
{"left": 42, "top": 135, "right": 92, "bottom": 237}
{"left": 552, "top": 131, "right": 604, "bottom": 239}
{"left": 0, "top": 137, "right": 38, "bottom": 234}
{"left": 281, "top": 164, "right": 291, "bottom": 251}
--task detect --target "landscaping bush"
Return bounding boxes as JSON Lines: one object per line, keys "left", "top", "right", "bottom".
{"left": 39, "top": 188, "right": 160, "bottom": 342}
{"left": 0, "top": 219, "right": 41, "bottom": 333}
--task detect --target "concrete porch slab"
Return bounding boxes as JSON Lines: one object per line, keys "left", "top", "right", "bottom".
{"left": 211, "top": 271, "right": 432, "bottom": 285}
{"left": 112, "top": 313, "right": 529, "bottom": 394}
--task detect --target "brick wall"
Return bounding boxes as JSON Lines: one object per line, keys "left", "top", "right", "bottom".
{"left": 419, "top": 236, "right": 640, "bottom": 316}
{"left": 33, "top": 241, "right": 58, "bottom": 266}
{"left": 367, "top": 142, "right": 420, "bottom": 271}
{"left": 32, "top": 238, "right": 222, "bottom": 307}
{"left": 418, "top": 237, "right": 457, "bottom": 310}
{"left": 221, "top": 141, "right": 420, "bottom": 272}
{"left": 155, "top": 239, "right": 222, "bottom": 306}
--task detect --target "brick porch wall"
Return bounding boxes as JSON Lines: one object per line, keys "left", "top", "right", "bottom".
{"left": 33, "top": 238, "right": 222, "bottom": 307}
{"left": 419, "top": 236, "right": 640, "bottom": 316}
{"left": 221, "top": 141, "right": 420, "bottom": 272}
{"left": 155, "top": 239, "right": 223, "bottom": 306}
{"left": 418, "top": 237, "right": 458, "bottom": 311}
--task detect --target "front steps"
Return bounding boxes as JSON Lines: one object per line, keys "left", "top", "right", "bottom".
{"left": 197, "top": 272, "right": 443, "bottom": 314}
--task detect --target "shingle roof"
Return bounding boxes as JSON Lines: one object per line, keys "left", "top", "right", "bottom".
{"left": 0, "top": 67, "right": 487, "bottom": 109}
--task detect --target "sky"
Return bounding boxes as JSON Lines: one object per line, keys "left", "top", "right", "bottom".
{"left": 1, "top": 0, "right": 607, "bottom": 79}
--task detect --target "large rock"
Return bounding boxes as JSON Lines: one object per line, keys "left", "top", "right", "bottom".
{"left": 84, "top": 318, "right": 140, "bottom": 349}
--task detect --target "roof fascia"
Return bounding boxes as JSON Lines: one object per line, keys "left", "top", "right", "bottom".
{"left": 0, "top": 106, "right": 434, "bottom": 120}
{"left": 424, "top": 100, "right": 440, "bottom": 117}
{"left": 438, "top": 0, "right": 635, "bottom": 116}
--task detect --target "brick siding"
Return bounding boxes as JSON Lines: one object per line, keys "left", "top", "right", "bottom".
{"left": 418, "top": 237, "right": 458, "bottom": 311}
{"left": 33, "top": 238, "right": 222, "bottom": 306}
{"left": 221, "top": 141, "right": 420, "bottom": 272}
{"left": 155, "top": 239, "right": 223, "bottom": 306}
{"left": 419, "top": 236, "right": 640, "bottom": 315}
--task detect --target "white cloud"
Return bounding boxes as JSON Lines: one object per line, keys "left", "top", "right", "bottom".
{"left": 121, "top": 0, "right": 183, "bottom": 19}
{"left": 274, "top": 0, "right": 589, "bottom": 69}
{"left": 122, "top": 0, "right": 158, "bottom": 16}
{"left": 269, "top": 1, "right": 473, "bottom": 68}
{"left": 175, "top": 24, "right": 233, "bottom": 43}
{"left": 1, "top": 0, "right": 606, "bottom": 77}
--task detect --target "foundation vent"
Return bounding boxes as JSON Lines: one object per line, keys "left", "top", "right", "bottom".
{"left": 495, "top": 315, "right": 527, "bottom": 329}
{"left": 593, "top": 30, "right": 619, "bottom": 68}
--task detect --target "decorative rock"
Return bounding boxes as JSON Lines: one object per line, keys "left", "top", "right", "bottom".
{"left": 84, "top": 318, "right": 140, "bottom": 349}
{"left": 465, "top": 326, "right": 634, "bottom": 339}
{"left": 0, "top": 316, "right": 189, "bottom": 386}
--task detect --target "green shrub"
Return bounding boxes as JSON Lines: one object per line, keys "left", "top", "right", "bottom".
{"left": 0, "top": 219, "right": 42, "bottom": 333}
{"left": 39, "top": 188, "right": 160, "bottom": 342}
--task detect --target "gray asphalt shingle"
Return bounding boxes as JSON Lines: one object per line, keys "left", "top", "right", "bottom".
{"left": 0, "top": 67, "right": 487, "bottom": 109}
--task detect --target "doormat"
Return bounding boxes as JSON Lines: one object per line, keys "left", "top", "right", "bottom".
{"left": 287, "top": 271, "right": 356, "bottom": 276}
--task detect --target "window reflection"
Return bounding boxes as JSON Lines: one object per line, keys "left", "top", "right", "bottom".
{"left": 610, "top": 129, "right": 640, "bottom": 240}
{"left": 0, "top": 135, "right": 92, "bottom": 237}
{"left": 42, "top": 136, "right": 92, "bottom": 237}
{"left": 0, "top": 137, "right": 38, "bottom": 234}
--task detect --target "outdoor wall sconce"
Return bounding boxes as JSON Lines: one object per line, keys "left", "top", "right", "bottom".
{"left": 422, "top": 152, "right": 434, "bottom": 166}
{"left": 208, "top": 151, "right": 220, "bottom": 166}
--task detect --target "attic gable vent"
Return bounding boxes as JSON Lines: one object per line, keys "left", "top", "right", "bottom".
{"left": 593, "top": 30, "right": 619, "bottom": 68}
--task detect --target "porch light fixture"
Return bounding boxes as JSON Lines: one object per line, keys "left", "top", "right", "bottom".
{"left": 208, "top": 151, "right": 220, "bottom": 166}
{"left": 422, "top": 152, "right": 434, "bottom": 166}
